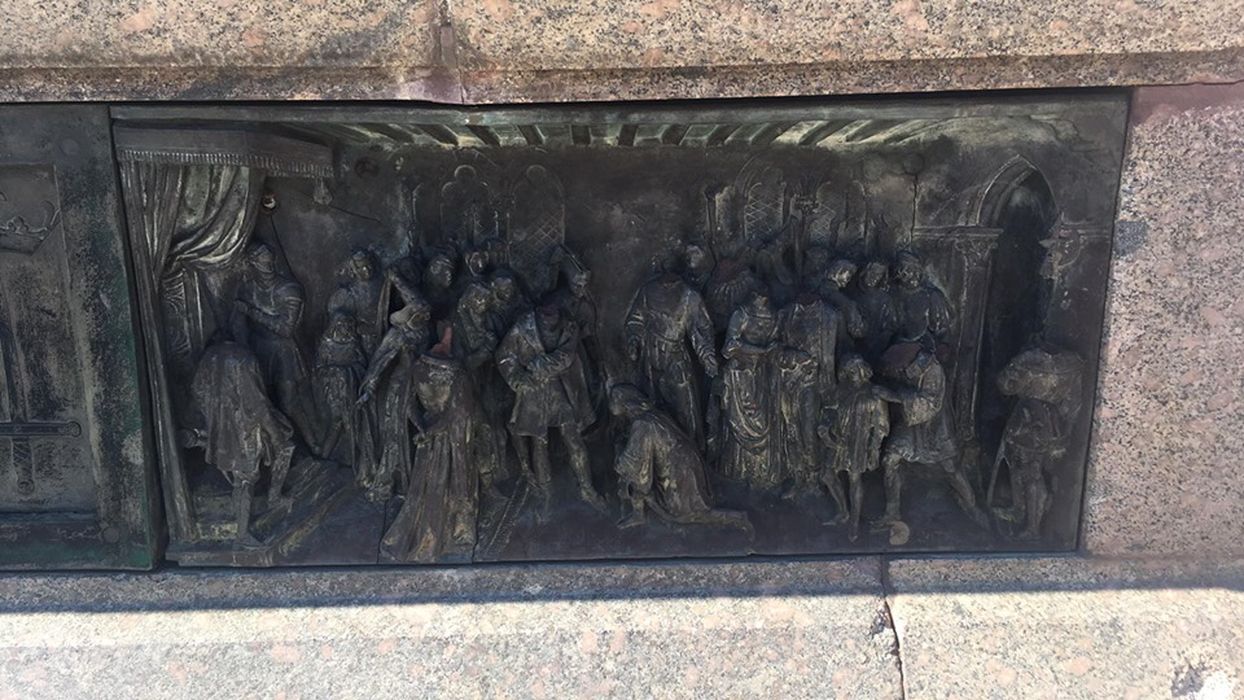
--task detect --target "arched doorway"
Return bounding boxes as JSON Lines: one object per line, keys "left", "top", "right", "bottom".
{"left": 976, "top": 162, "right": 1058, "bottom": 451}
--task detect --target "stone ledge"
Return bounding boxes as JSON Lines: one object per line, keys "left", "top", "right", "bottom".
{"left": 1, "top": 556, "right": 1241, "bottom": 697}
{"left": 2, "top": 50, "right": 1242, "bottom": 104}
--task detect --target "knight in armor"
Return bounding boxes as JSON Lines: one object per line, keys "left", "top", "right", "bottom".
{"left": 609, "top": 384, "right": 752, "bottom": 533}
{"left": 818, "top": 354, "right": 890, "bottom": 541}
{"left": 496, "top": 303, "right": 606, "bottom": 518}
{"left": 624, "top": 270, "right": 719, "bottom": 448}
{"left": 327, "top": 250, "right": 384, "bottom": 356}
{"left": 230, "top": 243, "right": 314, "bottom": 443}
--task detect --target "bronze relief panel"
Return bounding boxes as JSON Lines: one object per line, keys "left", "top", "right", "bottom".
{"left": 111, "top": 94, "right": 1127, "bottom": 566}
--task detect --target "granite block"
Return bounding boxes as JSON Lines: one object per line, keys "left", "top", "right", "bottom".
{"left": 1, "top": 0, "right": 441, "bottom": 68}
{"left": 0, "top": 560, "right": 900, "bottom": 699}
{"left": 450, "top": 0, "right": 1244, "bottom": 71}
{"left": 0, "top": 0, "right": 1243, "bottom": 101}
{"left": 1083, "top": 83, "right": 1244, "bottom": 557}
{"left": 887, "top": 556, "right": 1244, "bottom": 699}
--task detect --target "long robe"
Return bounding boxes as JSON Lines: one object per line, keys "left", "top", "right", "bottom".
{"left": 718, "top": 305, "right": 779, "bottom": 488}
{"left": 380, "top": 354, "right": 478, "bottom": 563}
{"left": 361, "top": 322, "right": 430, "bottom": 493}
{"left": 192, "top": 341, "right": 293, "bottom": 483}
{"left": 624, "top": 277, "right": 717, "bottom": 445}
{"left": 616, "top": 409, "right": 747, "bottom": 527}
{"left": 777, "top": 298, "right": 841, "bottom": 485}
{"left": 313, "top": 332, "right": 378, "bottom": 484}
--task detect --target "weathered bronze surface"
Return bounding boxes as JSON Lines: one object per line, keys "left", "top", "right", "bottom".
{"left": 3, "top": 94, "right": 1126, "bottom": 567}
{"left": 0, "top": 106, "right": 159, "bottom": 569}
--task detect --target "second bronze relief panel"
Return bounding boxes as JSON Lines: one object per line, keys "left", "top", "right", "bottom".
{"left": 114, "top": 95, "right": 1126, "bottom": 565}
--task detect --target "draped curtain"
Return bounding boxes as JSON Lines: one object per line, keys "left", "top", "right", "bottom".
{"left": 116, "top": 126, "right": 333, "bottom": 541}
{"left": 122, "top": 161, "right": 264, "bottom": 540}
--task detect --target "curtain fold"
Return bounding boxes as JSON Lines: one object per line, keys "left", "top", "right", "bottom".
{"left": 121, "top": 162, "right": 265, "bottom": 541}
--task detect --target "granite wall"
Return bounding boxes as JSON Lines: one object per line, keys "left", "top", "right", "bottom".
{"left": 1, "top": 0, "right": 1243, "bottom": 102}
{"left": 1083, "top": 82, "right": 1244, "bottom": 557}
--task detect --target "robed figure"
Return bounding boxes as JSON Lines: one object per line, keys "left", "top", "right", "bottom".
{"left": 624, "top": 272, "right": 719, "bottom": 448}
{"left": 189, "top": 340, "right": 295, "bottom": 546}
{"left": 609, "top": 384, "right": 752, "bottom": 533}
{"left": 776, "top": 292, "right": 841, "bottom": 492}
{"left": 380, "top": 331, "right": 479, "bottom": 564}
{"left": 312, "top": 312, "right": 378, "bottom": 486}
{"left": 358, "top": 298, "right": 432, "bottom": 499}
{"left": 451, "top": 281, "right": 506, "bottom": 496}
{"left": 715, "top": 293, "right": 781, "bottom": 490}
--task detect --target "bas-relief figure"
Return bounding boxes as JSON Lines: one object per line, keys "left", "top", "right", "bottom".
{"left": 103, "top": 101, "right": 1122, "bottom": 567}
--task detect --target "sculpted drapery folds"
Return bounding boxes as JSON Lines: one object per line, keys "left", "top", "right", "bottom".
{"left": 359, "top": 297, "right": 431, "bottom": 499}
{"left": 380, "top": 333, "right": 480, "bottom": 564}
{"left": 609, "top": 384, "right": 751, "bottom": 534}
{"left": 776, "top": 293, "right": 841, "bottom": 490}
{"left": 624, "top": 273, "right": 719, "bottom": 449}
{"left": 231, "top": 243, "right": 315, "bottom": 444}
{"left": 716, "top": 293, "right": 781, "bottom": 490}
{"left": 189, "top": 340, "right": 295, "bottom": 547}
{"left": 313, "top": 312, "right": 377, "bottom": 486}
{"left": 104, "top": 113, "right": 1119, "bottom": 568}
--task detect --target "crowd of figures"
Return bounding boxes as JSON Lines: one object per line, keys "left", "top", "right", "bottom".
{"left": 180, "top": 187, "right": 1082, "bottom": 561}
